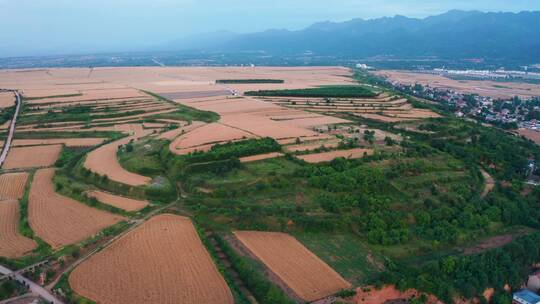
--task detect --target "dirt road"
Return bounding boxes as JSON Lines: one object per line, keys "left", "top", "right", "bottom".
{"left": 0, "top": 90, "right": 21, "bottom": 168}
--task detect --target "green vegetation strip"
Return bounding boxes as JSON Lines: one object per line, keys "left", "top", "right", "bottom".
{"left": 245, "top": 85, "right": 377, "bottom": 98}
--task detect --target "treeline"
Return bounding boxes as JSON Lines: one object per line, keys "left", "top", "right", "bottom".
{"left": 382, "top": 231, "right": 540, "bottom": 303}
{"left": 419, "top": 118, "right": 540, "bottom": 180}
{"left": 170, "top": 138, "right": 281, "bottom": 178}
{"left": 19, "top": 109, "right": 147, "bottom": 125}
{"left": 216, "top": 79, "right": 284, "bottom": 84}
{"left": 0, "top": 106, "right": 16, "bottom": 126}
{"left": 245, "top": 86, "right": 377, "bottom": 98}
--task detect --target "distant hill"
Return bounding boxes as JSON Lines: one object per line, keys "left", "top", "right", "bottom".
{"left": 167, "top": 10, "right": 540, "bottom": 63}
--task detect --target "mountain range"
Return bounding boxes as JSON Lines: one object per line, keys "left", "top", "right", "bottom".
{"left": 164, "top": 10, "right": 540, "bottom": 63}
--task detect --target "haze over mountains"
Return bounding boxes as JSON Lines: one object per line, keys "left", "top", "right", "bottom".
{"left": 165, "top": 10, "right": 540, "bottom": 63}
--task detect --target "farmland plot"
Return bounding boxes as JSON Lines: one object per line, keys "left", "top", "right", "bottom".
{"left": 0, "top": 92, "right": 15, "bottom": 108}
{"left": 29, "top": 168, "right": 124, "bottom": 248}
{"left": 234, "top": 231, "right": 350, "bottom": 302}
{"left": 3, "top": 145, "right": 62, "bottom": 169}
{"left": 297, "top": 148, "right": 374, "bottom": 163}
{"left": 69, "top": 214, "right": 234, "bottom": 304}
{"left": 86, "top": 190, "right": 148, "bottom": 212}
{"left": 171, "top": 122, "right": 255, "bottom": 154}
{"left": 0, "top": 200, "right": 37, "bottom": 258}
{"left": 84, "top": 127, "right": 152, "bottom": 186}
{"left": 0, "top": 172, "right": 29, "bottom": 200}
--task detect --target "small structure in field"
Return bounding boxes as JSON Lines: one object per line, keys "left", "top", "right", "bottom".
{"left": 513, "top": 289, "right": 540, "bottom": 304}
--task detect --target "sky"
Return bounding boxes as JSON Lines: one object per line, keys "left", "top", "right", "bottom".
{"left": 0, "top": 0, "right": 539, "bottom": 57}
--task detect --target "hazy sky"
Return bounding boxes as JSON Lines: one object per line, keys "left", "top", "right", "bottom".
{"left": 1, "top": 0, "right": 539, "bottom": 57}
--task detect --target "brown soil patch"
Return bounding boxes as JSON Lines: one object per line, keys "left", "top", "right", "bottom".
{"left": 355, "top": 285, "right": 442, "bottom": 304}
{"left": 297, "top": 148, "right": 374, "bottom": 163}
{"left": 480, "top": 169, "right": 495, "bottom": 198}
{"left": 172, "top": 122, "right": 256, "bottom": 152}
{"left": 0, "top": 200, "right": 37, "bottom": 258}
{"left": 3, "top": 145, "right": 62, "bottom": 169}
{"left": 29, "top": 168, "right": 124, "bottom": 248}
{"left": 12, "top": 138, "right": 106, "bottom": 147}
{"left": 234, "top": 231, "right": 350, "bottom": 302}
{"left": 86, "top": 190, "right": 148, "bottom": 212}
{"left": 518, "top": 128, "right": 540, "bottom": 145}
{"left": 462, "top": 233, "right": 525, "bottom": 255}
{"left": 0, "top": 172, "right": 29, "bottom": 200}
{"left": 84, "top": 125, "right": 152, "bottom": 186}
{"left": 239, "top": 152, "right": 284, "bottom": 163}
{"left": 69, "top": 214, "right": 234, "bottom": 304}
{"left": 0, "top": 92, "right": 15, "bottom": 108}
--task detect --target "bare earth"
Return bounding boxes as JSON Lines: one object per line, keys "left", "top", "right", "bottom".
{"left": 171, "top": 122, "right": 256, "bottom": 154}
{"left": 355, "top": 285, "right": 442, "bottom": 304}
{"left": 69, "top": 214, "right": 234, "bottom": 304}
{"left": 0, "top": 92, "right": 15, "bottom": 108}
{"left": 234, "top": 231, "right": 350, "bottom": 302}
{"left": 3, "top": 144, "right": 62, "bottom": 169}
{"left": 84, "top": 125, "right": 152, "bottom": 186}
{"left": 239, "top": 152, "right": 284, "bottom": 163}
{"left": 297, "top": 148, "right": 374, "bottom": 163}
{"left": 0, "top": 172, "right": 29, "bottom": 200}
{"left": 480, "top": 169, "right": 495, "bottom": 198}
{"left": 518, "top": 128, "right": 540, "bottom": 145}
{"left": 0, "top": 200, "right": 37, "bottom": 258}
{"left": 29, "top": 168, "right": 124, "bottom": 248}
{"left": 86, "top": 190, "right": 148, "bottom": 212}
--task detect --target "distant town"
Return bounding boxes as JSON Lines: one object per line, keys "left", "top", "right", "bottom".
{"left": 382, "top": 75, "right": 540, "bottom": 131}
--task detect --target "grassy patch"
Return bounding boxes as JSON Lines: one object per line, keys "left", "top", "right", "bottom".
{"left": 294, "top": 233, "right": 384, "bottom": 286}
{"left": 13, "top": 130, "right": 123, "bottom": 140}
{"left": 53, "top": 273, "right": 96, "bottom": 304}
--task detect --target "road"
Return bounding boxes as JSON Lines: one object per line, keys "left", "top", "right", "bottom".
{"left": 0, "top": 90, "right": 22, "bottom": 168}
{"left": 0, "top": 265, "right": 64, "bottom": 304}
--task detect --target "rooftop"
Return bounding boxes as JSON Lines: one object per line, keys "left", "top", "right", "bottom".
{"left": 514, "top": 289, "right": 540, "bottom": 303}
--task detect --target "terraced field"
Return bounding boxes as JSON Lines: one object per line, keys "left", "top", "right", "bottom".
{"left": 0, "top": 200, "right": 37, "bottom": 258}
{"left": 29, "top": 168, "right": 124, "bottom": 248}
{"left": 235, "top": 231, "right": 351, "bottom": 302}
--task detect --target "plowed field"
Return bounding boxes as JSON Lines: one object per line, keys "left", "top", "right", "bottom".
{"left": 3, "top": 145, "right": 62, "bottom": 169}
{"left": 84, "top": 126, "right": 152, "bottom": 186}
{"left": 29, "top": 168, "right": 124, "bottom": 248}
{"left": 234, "top": 231, "right": 350, "bottom": 302}
{"left": 86, "top": 190, "right": 148, "bottom": 212}
{"left": 69, "top": 214, "right": 234, "bottom": 304}
{"left": 0, "top": 172, "right": 29, "bottom": 200}
{"left": 0, "top": 200, "right": 37, "bottom": 258}
{"left": 297, "top": 148, "right": 374, "bottom": 163}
